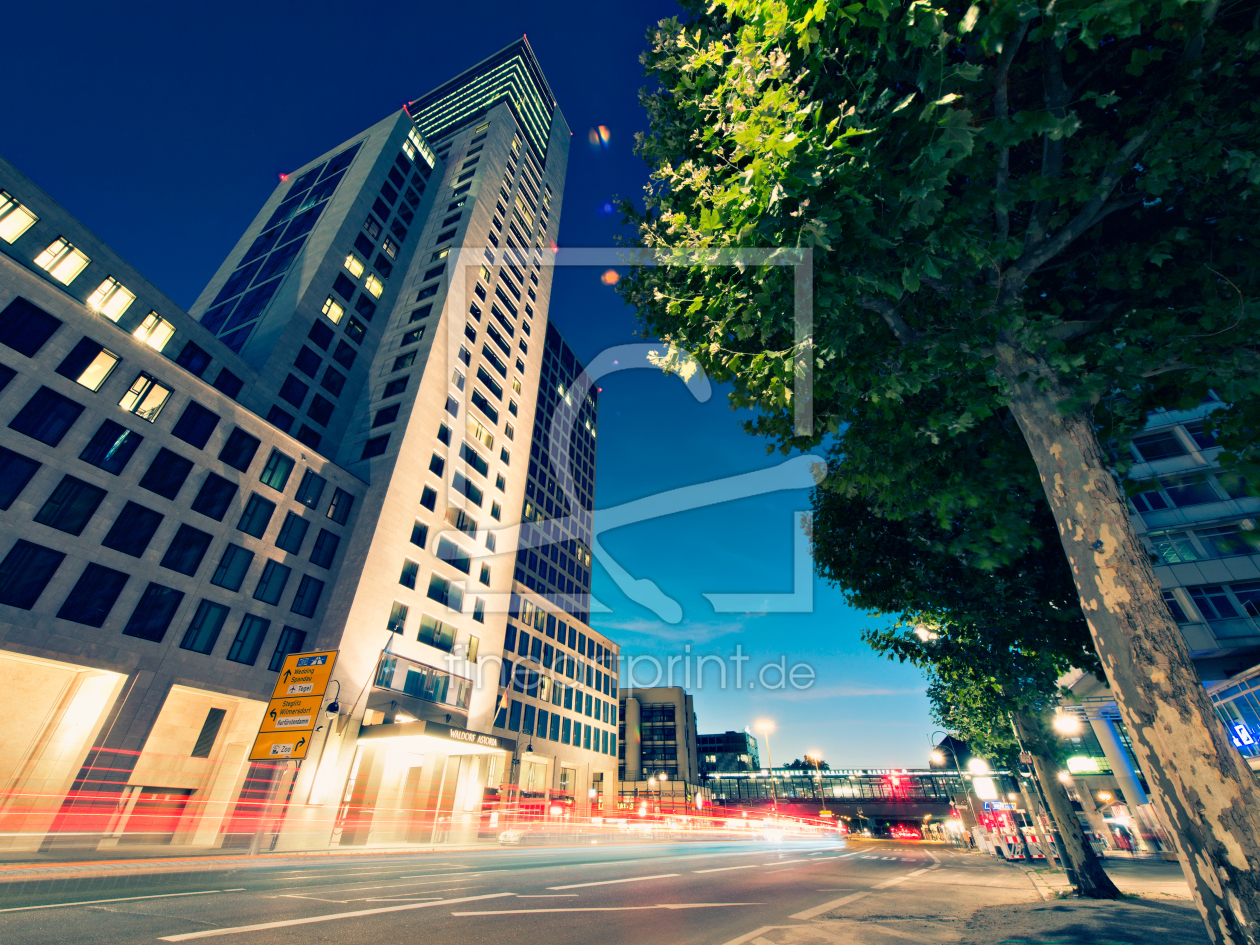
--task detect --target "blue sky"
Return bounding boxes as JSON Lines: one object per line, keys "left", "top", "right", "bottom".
{"left": 4, "top": 0, "right": 933, "bottom": 767}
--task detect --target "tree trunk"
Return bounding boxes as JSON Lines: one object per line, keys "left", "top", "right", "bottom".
{"left": 996, "top": 343, "right": 1260, "bottom": 944}
{"left": 1013, "top": 710, "right": 1121, "bottom": 899}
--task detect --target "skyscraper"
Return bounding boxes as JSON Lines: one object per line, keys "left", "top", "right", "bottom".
{"left": 0, "top": 37, "right": 616, "bottom": 852}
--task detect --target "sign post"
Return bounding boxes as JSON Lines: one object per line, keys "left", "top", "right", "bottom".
{"left": 246, "top": 650, "right": 338, "bottom": 855}
{"left": 249, "top": 651, "right": 338, "bottom": 761}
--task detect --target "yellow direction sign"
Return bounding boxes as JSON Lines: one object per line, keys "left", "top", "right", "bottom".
{"left": 259, "top": 695, "right": 323, "bottom": 734}
{"left": 270, "top": 650, "right": 338, "bottom": 698}
{"left": 250, "top": 731, "right": 313, "bottom": 761}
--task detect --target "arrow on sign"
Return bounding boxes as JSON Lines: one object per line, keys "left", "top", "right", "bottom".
{"left": 270, "top": 709, "right": 278, "bottom": 722}
{"left": 297, "top": 737, "right": 306, "bottom": 750}
{"left": 282, "top": 669, "right": 291, "bottom": 684}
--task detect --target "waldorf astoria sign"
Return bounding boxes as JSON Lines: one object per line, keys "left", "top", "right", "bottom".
{"left": 356, "top": 718, "right": 514, "bottom": 753}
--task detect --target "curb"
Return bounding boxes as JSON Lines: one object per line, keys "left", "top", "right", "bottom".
{"left": 1023, "top": 866, "right": 1073, "bottom": 901}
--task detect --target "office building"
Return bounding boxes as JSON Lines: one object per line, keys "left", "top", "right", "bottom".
{"left": 697, "top": 730, "right": 760, "bottom": 775}
{"left": 618, "top": 686, "right": 700, "bottom": 810}
{"left": 0, "top": 37, "right": 613, "bottom": 852}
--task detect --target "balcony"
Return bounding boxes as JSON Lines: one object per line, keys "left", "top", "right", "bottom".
{"left": 374, "top": 652, "right": 472, "bottom": 710}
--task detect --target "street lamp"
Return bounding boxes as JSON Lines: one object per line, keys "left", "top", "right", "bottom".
{"left": 930, "top": 730, "right": 980, "bottom": 831}
{"left": 806, "top": 752, "right": 824, "bottom": 802}
{"left": 1053, "top": 712, "right": 1083, "bottom": 735}
{"left": 756, "top": 721, "right": 777, "bottom": 813}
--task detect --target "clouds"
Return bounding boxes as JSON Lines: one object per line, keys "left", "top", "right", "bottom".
{"left": 591, "top": 616, "right": 749, "bottom": 644}
{"left": 769, "top": 683, "right": 927, "bottom": 702}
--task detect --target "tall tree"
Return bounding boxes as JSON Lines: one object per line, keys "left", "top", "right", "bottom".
{"left": 812, "top": 463, "right": 1119, "bottom": 897}
{"left": 623, "top": 2, "right": 1260, "bottom": 937}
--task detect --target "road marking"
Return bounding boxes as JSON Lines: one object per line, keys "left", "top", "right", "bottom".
{"left": 157, "top": 892, "right": 515, "bottom": 941}
{"left": 547, "top": 873, "right": 678, "bottom": 890}
{"left": 401, "top": 869, "right": 506, "bottom": 879}
{"left": 265, "top": 877, "right": 479, "bottom": 894}
{"left": 718, "top": 926, "right": 795, "bottom": 945}
{"left": 516, "top": 895, "right": 578, "bottom": 898}
{"left": 0, "top": 889, "right": 244, "bottom": 914}
{"left": 789, "top": 891, "right": 870, "bottom": 920}
{"left": 452, "top": 902, "right": 760, "bottom": 916}
{"left": 694, "top": 863, "right": 763, "bottom": 874}
{"left": 872, "top": 875, "right": 910, "bottom": 889}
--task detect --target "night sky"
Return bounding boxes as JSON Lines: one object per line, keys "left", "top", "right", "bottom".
{"left": 4, "top": 0, "right": 933, "bottom": 768}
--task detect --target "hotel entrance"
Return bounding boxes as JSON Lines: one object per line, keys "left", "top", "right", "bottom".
{"left": 331, "top": 720, "right": 513, "bottom": 847}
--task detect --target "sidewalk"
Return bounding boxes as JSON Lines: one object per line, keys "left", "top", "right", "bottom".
{"left": 733, "top": 848, "right": 1206, "bottom": 945}
{"left": 1024, "top": 853, "right": 1192, "bottom": 901}
{"left": 966, "top": 852, "right": 1206, "bottom": 944}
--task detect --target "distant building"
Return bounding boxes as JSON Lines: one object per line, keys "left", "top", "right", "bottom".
{"left": 617, "top": 686, "right": 700, "bottom": 810}
{"left": 698, "top": 730, "right": 760, "bottom": 775}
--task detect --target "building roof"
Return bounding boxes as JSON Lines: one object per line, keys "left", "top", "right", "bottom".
{"left": 406, "top": 37, "right": 557, "bottom": 164}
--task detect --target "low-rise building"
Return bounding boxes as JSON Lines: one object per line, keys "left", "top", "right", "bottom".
{"left": 697, "top": 730, "right": 760, "bottom": 775}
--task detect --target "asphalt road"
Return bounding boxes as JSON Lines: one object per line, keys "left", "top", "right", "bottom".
{"left": 0, "top": 838, "right": 1062, "bottom": 945}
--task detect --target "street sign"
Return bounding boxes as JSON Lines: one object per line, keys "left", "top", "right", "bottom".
{"left": 258, "top": 695, "right": 323, "bottom": 734}
{"left": 250, "top": 650, "right": 338, "bottom": 761}
{"left": 1018, "top": 752, "right": 1033, "bottom": 765}
{"left": 250, "top": 731, "right": 313, "bottom": 760}
{"left": 270, "top": 650, "right": 337, "bottom": 698}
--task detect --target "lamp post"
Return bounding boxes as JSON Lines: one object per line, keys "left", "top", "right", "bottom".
{"left": 756, "top": 721, "right": 776, "bottom": 814}
{"left": 806, "top": 752, "right": 824, "bottom": 801}
{"left": 930, "top": 730, "right": 980, "bottom": 834}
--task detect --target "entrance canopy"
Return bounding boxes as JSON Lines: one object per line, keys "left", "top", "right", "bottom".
{"left": 357, "top": 719, "right": 514, "bottom": 757}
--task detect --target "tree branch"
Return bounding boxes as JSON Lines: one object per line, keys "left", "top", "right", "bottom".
{"left": 860, "top": 297, "right": 920, "bottom": 344}
{"left": 1003, "top": 134, "right": 1154, "bottom": 298}
{"left": 1024, "top": 37, "right": 1070, "bottom": 253}
{"left": 993, "top": 22, "right": 1031, "bottom": 245}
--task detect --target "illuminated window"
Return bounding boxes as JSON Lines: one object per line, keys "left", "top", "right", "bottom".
{"left": 86, "top": 277, "right": 136, "bottom": 321}
{"left": 515, "top": 195, "right": 534, "bottom": 229}
{"left": 382, "top": 237, "right": 399, "bottom": 260}
{"left": 512, "top": 377, "right": 522, "bottom": 394}
{"left": 343, "top": 253, "right": 365, "bottom": 278}
{"left": 466, "top": 416, "right": 494, "bottom": 450}
{"left": 364, "top": 274, "right": 384, "bottom": 298}
{"left": 400, "top": 138, "right": 416, "bottom": 161}
{"left": 321, "top": 295, "right": 345, "bottom": 324}
{"left": 34, "top": 238, "right": 90, "bottom": 284}
{"left": 118, "top": 374, "right": 172, "bottom": 422}
{"left": 0, "top": 191, "right": 38, "bottom": 243}
{"left": 133, "top": 312, "right": 175, "bottom": 351}
{"left": 432, "top": 247, "right": 450, "bottom": 261}
{"left": 57, "top": 338, "right": 119, "bottom": 391}
{"left": 480, "top": 265, "right": 491, "bottom": 282}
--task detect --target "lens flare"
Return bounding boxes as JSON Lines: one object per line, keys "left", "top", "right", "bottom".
{"left": 587, "top": 125, "right": 612, "bottom": 151}
{"left": 600, "top": 269, "right": 620, "bottom": 286}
